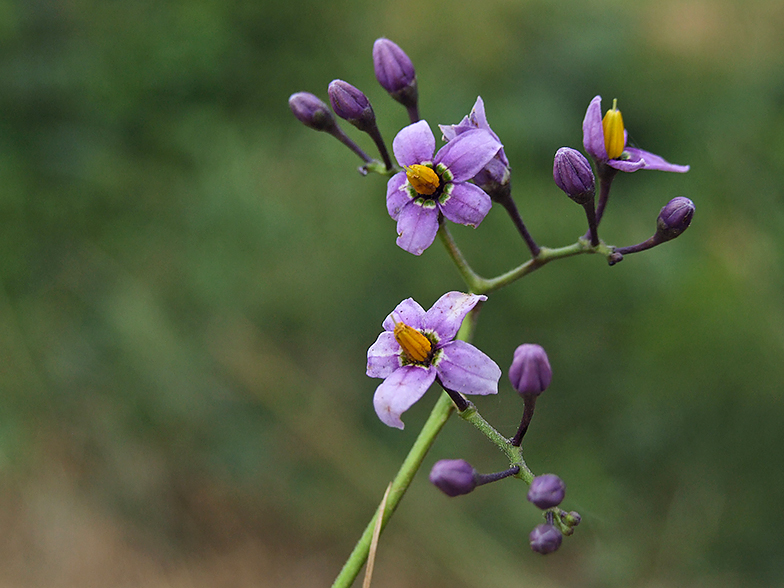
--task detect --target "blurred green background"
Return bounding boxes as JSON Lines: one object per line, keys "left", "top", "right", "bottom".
{"left": 1, "top": 0, "right": 783, "bottom": 586}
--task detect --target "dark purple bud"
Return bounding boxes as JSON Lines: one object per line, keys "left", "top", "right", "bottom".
{"left": 527, "top": 474, "right": 566, "bottom": 509}
{"left": 429, "top": 459, "right": 477, "bottom": 497}
{"left": 373, "top": 38, "right": 418, "bottom": 107}
{"left": 328, "top": 80, "right": 376, "bottom": 132}
{"left": 509, "top": 344, "right": 552, "bottom": 397}
{"left": 288, "top": 92, "right": 337, "bottom": 132}
{"left": 655, "top": 196, "right": 695, "bottom": 241}
{"left": 553, "top": 147, "right": 596, "bottom": 205}
{"left": 529, "top": 524, "right": 563, "bottom": 555}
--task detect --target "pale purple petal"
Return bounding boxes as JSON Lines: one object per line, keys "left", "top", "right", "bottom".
{"left": 607, "top": 151, "right": 647, "bottom": 173}
{"left": 382, "top": 298, "right": 426, "bottom": 332}
{"left": 395, "top": 200, "right": 439, "bottom": 256}
{"left": 434, "top": 129, "right": 501, "bottom": 182}
{"left": 582, "top": 95, "right": 608, "bottom": 161}
{"left": 435, "top": 340, "right": 501, "bottom": 396}
{"left": 367, "top": 331, "right": 402, "bottom": 378}
{"left": 439, "top": 182, "right": 492, "bottom": 228}
{"left": 423, "top": 292, "right": 486, "bottom": 341}
{"left": 386, "top": 172, "right": 411, "bottom": 220}
{"left": 373, "top": 365, "right": 437, "bottom": 429}
{"left": 393, "top": 120, "right": 435, "bottom": 167}
{"left": 625, "top": 147, "right": 690, "bottom": 172}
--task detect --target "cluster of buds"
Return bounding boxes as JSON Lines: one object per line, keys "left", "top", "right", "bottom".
{"left": 553, "top": 97, "right": 694, "bottom": 261}
{"left": 427, "top": 342, "right": 578, "bottom": 554}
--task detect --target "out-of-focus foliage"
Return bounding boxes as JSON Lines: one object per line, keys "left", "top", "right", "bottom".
{"left": 2, "top": 0, "right": 784, "bottom": 586}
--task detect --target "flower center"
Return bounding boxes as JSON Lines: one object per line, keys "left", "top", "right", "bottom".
{"left": 405, "top": 164, "right": 440, "bottom": 196}
{"left": 602, "top": 98, "right": 625, "bottom": 160}
{"left": 393, "top": 322, "right": 433, "bottom": 363}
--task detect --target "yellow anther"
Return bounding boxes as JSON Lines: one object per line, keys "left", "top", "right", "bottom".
{"left": 602, "top": 98, "right": 625, "bottom": 160}
{"left": 405, "top": 164, "right": 440, "bottom": 196}
{"left": 393, "top": 322, "right": 433, "bottom": 363}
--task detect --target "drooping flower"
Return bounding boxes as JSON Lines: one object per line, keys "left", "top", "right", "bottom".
{"left": 367, "top": 292, "right": 501, "bottom": 429}
{"left": 439, "top": 96, "right": 511, "bottom": 194}
{"left": 582, "top": 95, "right": 690, "bottom": 173}
{"left": 386, "top": 120, "right": 502, "bottom": 255}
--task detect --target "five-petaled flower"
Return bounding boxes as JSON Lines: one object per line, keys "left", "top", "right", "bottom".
{"left": 367, "top": 292, "right": 501, "bottom": 429}
{"left": 386, "top": 120, "right": 502, "bottom": 255}
{"left": 582, "top": 95, "right": 690, "bottom": 173}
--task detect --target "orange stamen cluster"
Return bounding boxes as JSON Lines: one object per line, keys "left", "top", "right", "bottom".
{"left": 393, "top": 322, "right": 432, "bottom": 363}
{"left": 405, "top": 164, "right": 440, "bottom": 196}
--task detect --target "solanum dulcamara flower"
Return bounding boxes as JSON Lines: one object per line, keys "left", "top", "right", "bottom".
{"left": 439, "top": 96, "right": 511, "bottom": 192}
{"left": 582, "top": 95, "right": 689, "bottom": 173}
{"left": 386, "top": 120, "right": 502, "bottom": 255}
{"left": 367, "top": 292, "right": 501, "bottom": 429}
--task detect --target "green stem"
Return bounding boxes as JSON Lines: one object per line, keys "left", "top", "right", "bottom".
{"left": 457, "top": 403, "right": 534, "bottom": 483}
{"left": 331, "top": 305, "right": 482, "bottom": 588}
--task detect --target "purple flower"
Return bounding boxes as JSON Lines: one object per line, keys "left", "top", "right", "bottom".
{"left": 439, "top": 96, "right": 510, "bottom": 191}
{"left": 367, "top": 292, "right": 501, "bottom": 429}
{"left": 387, "top": 120, "right": 502, "bottom": 255}
{"left": 529, "top": 524, "right": 562, "bottom": 555}
{"left": 582, "top": 95, "right": 690, "bottom": 173}
{"left": 429, "top": 459, "right": 478, "bottom": 496}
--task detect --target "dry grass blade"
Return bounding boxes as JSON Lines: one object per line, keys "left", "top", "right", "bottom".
{"left": 363, "top": 483, "right": 392, "bottom": 588}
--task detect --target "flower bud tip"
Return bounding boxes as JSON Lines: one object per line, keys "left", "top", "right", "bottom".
{"left": 429, "top": 459, "right": 477, "bottom": 497}
{"left": 527, "top": 474, "right": 566, "bottom": 509}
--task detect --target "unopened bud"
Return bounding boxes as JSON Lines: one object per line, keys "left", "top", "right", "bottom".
{"left": 553, "top": 147, "right": 595, "bottom": 205}
{"left": 527, "top": 474, "right": 566, "bottom": 509}
{"left": 429, "top": 459, "right": 477, "bottom": 497}
{"left": 529, "top": 524, "right": 562, "bottom": 555}
{"left": 288, "top": 92, "right": 336, "bottom": 132}
{"left": 509, "top": 344, "right": 552, "bottom": 397}
{"left": 373, "top": 38, "right": 418, "bottom": 108}
{"left": 328, "top": 80, "right": 376, "bottom": 132}
{"left": 656, "top": 196, "right": 695, "bottom": 241}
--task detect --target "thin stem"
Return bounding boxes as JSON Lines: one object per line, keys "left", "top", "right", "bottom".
{"left": 331, "top": 393, "right": 454, "bottom": 588}
{"left": 457, "top": 402, "right": 534, "bottom": 483}
{"left": 594, "top": 167, "right": 617, "bottom": 225}
{"left": 330, "top": 125, "right": 374, "bottom": 163}
{"left": 406, "top": 103, "right": 420, "bottom": 124}
{"left": 510, "top": 395, "right": 537, "bottom": 447}
{"left": 331, "top": 301, "right": 483, "bottom": 588}
{"left": 365, "top": 125, "right": 394, "bottom": 171}
{"left": 437, "top": 219, "right": 484, "bottom": 291}
{"left": 475, "top": 465, "right": 520, "bottom": 487}
{"left": 583, "top": 199, "right": 600, "bottom": 247}
{"left": 614, "top": 234, "right": 664, "bottom": 255}
{"left": 496, "top": 189, "right": 540, "bottom": 257}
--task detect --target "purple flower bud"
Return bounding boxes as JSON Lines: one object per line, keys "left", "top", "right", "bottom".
{"left": 527, "top": 474, "right": 566, "bottom": 509}
{"left": 429, "top": 459, "right": 478, "bottom": 497}
{"left": 656, "top": 196, "right": 695, "bottom": 241}
{"left": 373, "top": 38, "right": 418, "bottom": 107}
{"left": 509, "top": 344, "right": 552, "bottom": 397}
{"left": 529, "top": 524, "right": 562, "bottom": 555}
{"left": 553, "top": 147, "right": 595, "bottom": 205}
{"left": 562, "top": 511, "right": 581, "bottom": 527}
{"left": 328, "top": 80, "right": 376, "bottom": 132}
{"left": 288, "top": 92, "right": 336, "bottom": 132}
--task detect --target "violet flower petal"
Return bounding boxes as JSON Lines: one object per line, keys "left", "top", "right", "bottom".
{"left": 439, "top": 182, "right": 492, "bottom": 228}
{"left": 395, "top": 200, "right": 440, "bottom": 256}
{"left": 434, "top": 129, "right": 501, "bottom": 182}
{"left": 606, "top": 153, "right": 647, "bottom": 172}
{"left": 373, "top": 365, "right": 437, "bottom": 429}
{"left": 436, "top": 340, "right": 501, "bottom": 396}
{"left": 582, "top": 95, "right": 608, "bottom": 161}
{"left": 382, "top": 297, "right": 427, "bottom": 332}
{"left": 422, "top": 292, "right": 486, "bottom": 342}
{"left": 625, "top": 147, "right": 690, "bottom": 172}
{"left": 366, "top": 331, "right": 402, "bottom": 378}
{"left": 386, "top": 172, "right": 411, "bottom": 220}
{"left": 392, "top": 120, "right": 435, "bottom": 167}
